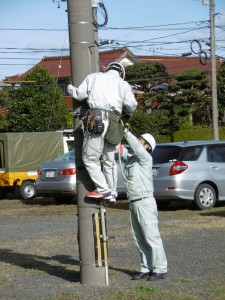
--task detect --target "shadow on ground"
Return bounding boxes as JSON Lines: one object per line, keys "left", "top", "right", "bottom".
{"left": 0, "top": 249, "right": 80, "bottom": 282}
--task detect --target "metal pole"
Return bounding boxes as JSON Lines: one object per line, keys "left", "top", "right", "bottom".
{"left": 67, "top": 0, "right": 108, "bottom": 286}
{"left": 210, "top": 0, "right": 219, "bottom": 140}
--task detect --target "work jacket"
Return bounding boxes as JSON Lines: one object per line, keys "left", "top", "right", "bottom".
{"left": 67, "top": 70, "right": 137, "bottom": 116}
{"left": 122, "top": 130, "right": 154, "bottom": 201}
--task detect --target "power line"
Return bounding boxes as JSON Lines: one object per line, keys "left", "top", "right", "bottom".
{"left": 0, "top": 19, "right": 210, "bottom": 31}
{"left": 101, "top": 20, "right": 211, "bottom": 30}
{"left": 0, "top": 57, "right": 42, "bottom": 60}
{"left": 0, "top": 28, "right": 67, "bottom": 31}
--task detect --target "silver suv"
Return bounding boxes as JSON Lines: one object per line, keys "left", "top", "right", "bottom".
{"left": 152, "top": 140, "right": 225, "bottom": 209}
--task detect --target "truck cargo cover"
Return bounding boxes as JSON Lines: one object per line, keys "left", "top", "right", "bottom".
{"left": 0, "top": 132, "right": 64, "bottom": 172}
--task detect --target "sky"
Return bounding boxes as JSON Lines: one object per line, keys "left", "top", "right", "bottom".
{"left": 0, "top": 0, "right": 225, "bottom": 81}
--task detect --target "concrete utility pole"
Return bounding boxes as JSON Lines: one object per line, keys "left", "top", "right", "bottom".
{"left": 67, "top": 0, "right": 109, "bottom": 286}
{"left": 209, "top": 0, "right": 219, "bottom": 140}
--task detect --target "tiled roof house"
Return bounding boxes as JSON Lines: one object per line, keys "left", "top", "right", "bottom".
{"left": 4, "top": 47, "right": 223, "bottom": 110}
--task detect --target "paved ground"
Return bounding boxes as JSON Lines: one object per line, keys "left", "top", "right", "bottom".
{"left": 0, "top": 198, "right": 225, "bottom": 300}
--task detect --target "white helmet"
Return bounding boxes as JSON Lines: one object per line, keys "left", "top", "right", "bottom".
{"left": 107, "top": 62, "right": 125, "bottom": 80}
{"left": 141, "top": 133, "right": 156, "bottom": 152}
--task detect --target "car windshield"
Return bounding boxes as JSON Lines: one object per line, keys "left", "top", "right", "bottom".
{"left": 54, "top": 150, "right": 75, "bottom": 162}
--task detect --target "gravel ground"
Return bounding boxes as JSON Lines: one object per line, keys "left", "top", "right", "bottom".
{"left": 0, "top": 198, "right": 225, "bottom": 300}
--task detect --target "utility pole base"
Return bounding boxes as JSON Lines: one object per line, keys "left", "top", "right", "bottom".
{"left": 80, "top": 265, "right": 109, "bottom": 286}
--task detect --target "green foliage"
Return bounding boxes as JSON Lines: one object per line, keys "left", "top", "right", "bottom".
{"left": 126, "top": 62, "right": 169, "bottom": 91}
{"left": 131, "top": 285, "right": 157, "bottom": 299}
{"left": 128, "top": 109, "right": 181, "bottom": 142}
{"left": 0, "top": 86, "right": 13, "bottom": 131}
{"left": 217, "top": 62, "right": 225, "bottom": 119}
{"left": 175, "top": 70, "right": 210, "bottom": 112}
{"left": 175, "top": 69, "right": 205, "bottom": 81}
{"left": 0, "top": 114, "right": 9, "bottom": 131}
{"left": 7, "top": 66, "right": 70, "bottom": 132}
{"left": 149, "top": 68, "right": 212, "bottom": 140}
{"left": 158, "top": 127, "right": 225, "bottom": 143}
{"left": 180, "top": 277, "right": 190, "bottom": 283}
{"left": 127, "top": 64, "right": 213, "bottom": 141}
{"left": 129, "top": 109, "right": 160, "bottom": 139}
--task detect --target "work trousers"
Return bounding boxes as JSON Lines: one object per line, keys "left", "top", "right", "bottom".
{"left": 82, "top": 116, "right": 117, "bottom": 195}
{"left": 129, "top": 197, "right": 167, "bottom": 274}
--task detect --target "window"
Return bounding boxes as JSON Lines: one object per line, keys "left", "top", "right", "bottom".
{"left": 152, "top": 146, "right": 182, "bottom": 164}
{"left": 152, "top": 145, "right": 203, "bottom": 164}
{"left": 179, "top": 146, "right": 203, "bottom": 161}
{"left": 207, "top": 145, "right": 225, "bottom": 163}
{"left": 54, "top": 150, "right": 75, "bottom": 162}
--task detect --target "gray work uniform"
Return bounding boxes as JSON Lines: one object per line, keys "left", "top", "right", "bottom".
{"left": 123, "top": 130, "right": 167, "bottom": 274}
{"left": 67, "top": 70, "right": 137, "bottom": 195}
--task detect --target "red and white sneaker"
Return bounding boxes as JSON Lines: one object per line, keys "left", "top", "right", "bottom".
{"left": 102, "top": 192, "right": 112, "bottom": 200}
{"left": 86, "top": 191, "right": 112, "bottom": 200}
{"left": 86, "top": 191, "right": 102, "bottom": 198}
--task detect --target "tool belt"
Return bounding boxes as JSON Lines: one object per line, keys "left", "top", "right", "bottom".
{"left": 83, "top": 108, "right": 124, "bottom": 146}
{"left": 83, "top": 109, "right": 104, "bottom": 134}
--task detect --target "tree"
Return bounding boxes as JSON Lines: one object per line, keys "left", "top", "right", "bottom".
{"left": 126, "top": 62, "right": 169, "bottom": 92}
{"left": 149, "top": 69, "right": 211, "bottom": 140}
{"left": 128, "top": 109, "right": 174, "bottom": 143}
{"left": 0, "top": 86, "right": 12, "bottom": 131}
{"left": 127, "top": 64, "right": 211, "bottom": 141}
{"left": 125, "top": 62, "right": 181, "bottom": 141}
{"left": 217, "top": 62, "right": 225, "bottom": 121}
{"left": 7, "top": 66, "right": 70, "bottom": 132}
{"left": 174, "top": 69, "right": 211, "bottom": 126}
{"left": 148, "top": 83, "right": 185, "bottom": 141}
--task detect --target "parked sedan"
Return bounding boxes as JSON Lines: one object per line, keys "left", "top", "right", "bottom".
{"left": 152, "top": 140, "right": 225, "bottom": 209}
{"left": 37, "top": 149, "right": 126, "bottom": 203}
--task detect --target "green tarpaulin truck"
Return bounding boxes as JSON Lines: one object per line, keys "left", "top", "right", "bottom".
{"left": 0, "top": 131, "right": 74, "bottom": 200}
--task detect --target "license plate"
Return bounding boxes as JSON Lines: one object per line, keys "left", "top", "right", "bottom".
{"left": 46, "top": 171, "right": 55, "bottom": 178}
{"left": 28, "top": 171, "right": 38, "bottom": 176}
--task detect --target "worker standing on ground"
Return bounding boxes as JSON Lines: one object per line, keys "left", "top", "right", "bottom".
{"left": 67, "top": 62, "right": 137, "bottom": 202}
{"left": 121, "top": 129, "right": 168, "bottom": 281}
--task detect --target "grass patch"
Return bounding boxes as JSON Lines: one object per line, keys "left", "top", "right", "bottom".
{"left": 180, "top": 277, "right": 190, "bottom": 283}
{"left": 46, "top": 291, "right": 84, "bottom": 300}
{"left": 209, "top": 279, "right": 225, "bottom": 297}
{"left": 44, "top": 288, "right": 197, "bottom": 300}
{"left": 0, "top": 198, "right": 77, "bottom": 219}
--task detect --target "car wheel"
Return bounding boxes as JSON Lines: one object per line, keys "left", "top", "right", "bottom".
{"left": 194, "top": 183, "right": 216, "bottom": 210}
{"left": 20, "top": 181, "right": 37, "bottom": 200}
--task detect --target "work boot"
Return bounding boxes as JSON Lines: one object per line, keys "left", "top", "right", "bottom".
{"left": 131, "top": 272, "right": 150, "bottom": 280}
{"left": 147, "top": 272, "right": 167, "bottom": 281}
